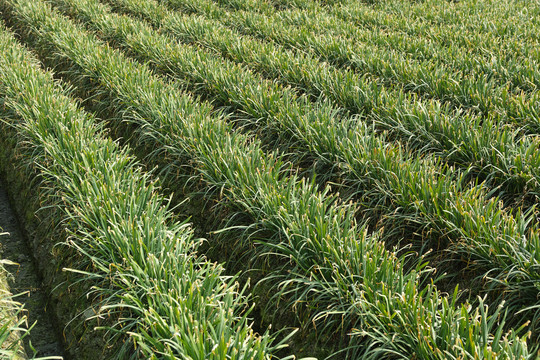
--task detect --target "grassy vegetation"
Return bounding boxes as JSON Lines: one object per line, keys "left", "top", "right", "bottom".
{"left": 154, "top": 0, "right": 540, "bottom": 123}
{"left": 0, "top": 0, "right": 538, "bottom": 357}
{"left": 325, "top": 0, "right": 540, "bottom": 59}
{"left": 44, "top": 0, "right": 540, "bottom": 333}
{"left": 0, "top": 0, "right": 537, "bottom": 358}
{"left": 197, "top": 0, "right": 540, "bottom": 69}
{"left": 0, "top": 24, "right": 278, "bottom": 358}
{"left": 97, "top": 0, "right": 540, "bottom": 203}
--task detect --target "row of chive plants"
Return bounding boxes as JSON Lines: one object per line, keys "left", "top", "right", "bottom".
{"left": 205, "top": 0, "right": 540, "bottom": 99}
{"left": 48, "top": 0, "right": 540, "bottom": 336}
{"left": 155, "top": 0, "right": 540, "bottom": 117}
{"left": 0, "top": 23, "right": 278, "bottom": 359}
{"left": 2, "top": 0, "right": 537, "bottom": 358}
{"left": 103, "top": 0, "right": 540, "bottom": 202}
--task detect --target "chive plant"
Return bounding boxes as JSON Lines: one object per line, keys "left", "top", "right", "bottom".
{"left": 45, "top": 0, "right": 540, "bottom": 327}
{"left": 0, "top": 24, "right": 277, "bottom": 359}
{"left": 1, "top": 0, "right": 536, "bottom": 358}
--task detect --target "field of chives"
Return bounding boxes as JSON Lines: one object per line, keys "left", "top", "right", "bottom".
{"left": 0, "top": 0, "right": 539, "bottom": 358}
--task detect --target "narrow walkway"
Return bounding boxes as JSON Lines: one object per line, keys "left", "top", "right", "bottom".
{"left": 0, "top": 181, "right": 65, "bottom": 359}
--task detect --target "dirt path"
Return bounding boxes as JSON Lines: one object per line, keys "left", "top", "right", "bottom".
{"left": 0, "top": 180, "right": 65, "bottom": 359}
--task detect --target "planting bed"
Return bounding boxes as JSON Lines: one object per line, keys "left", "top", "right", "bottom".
{"left": 0, "top": 0, "right": 539, "bottom": 358}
